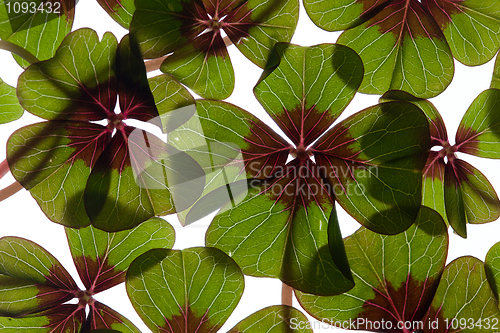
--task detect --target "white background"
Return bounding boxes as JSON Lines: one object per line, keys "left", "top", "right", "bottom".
{"left": 0, "top": 1, "right": 499, "bottom": 332}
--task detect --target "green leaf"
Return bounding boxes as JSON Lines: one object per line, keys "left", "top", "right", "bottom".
{"left": 0, "top": 237, "right": 78, "bottom": 316}
{"left": 297, "top": 207, "right": 448, "bottom": 331}
{"left": 148, "top": 74, "right": 196, "bottom": 133}
{"left": 126, "top": 247, "right": 244, "bottom": 333}
{"left": 254, "top": 43, "right": 363, "bottom": 147}
{"left": 424, "top": 0, "right": 500, "bottom": 66}
{"left": 337, "top": 0, "right": 454, "bottom": 98}
{"left": 422, "top": 152, "right": 448, "bottom": 226}
{"left": 0, "top": 304, "right": 85, "bottom": 333}
{"left": 0, "top": 77, "right": 23, "bottom": 124}
{"left": 380, "top": 90, "right": 448, "bottom": 145}
{"left": 303, "top": 0, "right": 390, "bottom": 31}
{"left": 379, "top": 90, "right": 449, "bottom": 225}
{"left": 492, "top": 52, "right": 500, "bottom": 89}
{"left": 228, "top": 0, "right": 299, "bottom": 68}
{"left": 96, "top": 0, "right": 135, "bottom": 28}
{"left": 227, "top": 306, "right": 314, "bottom": 333}
{"left": 456, "top": 88, "right": 500, "bottom": 158}
{"left": 160, "top": 35, "right": 234, "bottom": 99}
{"left": 85, "top": 127, "right": 205, "bottom": 231}
{"left": 131, "top": 0, "right": 298, "bottom": 99}
{"left": 486, "top": 240, "right": 500, "bottom": 301}
{"left": 66, "top": 217, "right": 175, "bottom": 294}
{"left": 423, "top": 256, "right": 500, "bottom": 332}
{"left": 313, "top": 101, "right": 431, "bottom": 234}
{"left": 17, "top": 29, "right": 117, "bottom": 121}
{"left": 169, "top": 99, "right": 290, "bottom": 224}
{"left": 444, "top": 161, "right": 467, "bottom": 237}
{"left": 87, "top": 301, "right": 141, "bottom": 333}
{"left": 206, "top": 163, "right": 355, "bottom": 296}
{"left": 7, "top": 121, "right": 110, "bottom": 228}
{"left": 0, "top": 0, "right": 75, "bottom": 67}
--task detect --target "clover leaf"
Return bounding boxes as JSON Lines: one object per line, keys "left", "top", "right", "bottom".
{"left": 130, "top": 0, "right": 299, "bottom": 99}
{"left": 8, "top": 28, "right": 205, "bottom": 231}
{"left": 297, "top": 207, "right": 500, "bottom": 333}
{"left": 381, "top": 89, "right": 500, "bottom": 238}
{"left": 304, "top": 0, "right": 500, "bottom": 98}
{"left": 168, "top": 43, "right": 431, "bottom": 295}
{"left": 0, "top": 217, "right": 175, "bottom": 332}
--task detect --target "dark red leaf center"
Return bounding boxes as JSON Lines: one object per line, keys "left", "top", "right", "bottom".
{"left": 76, "top": 290, "right": 95, "bottom": 308}
{"left": 107, "top": 112, "right": 126, "bottom": 132}
{"left": 438, "top": 141, "right": 457, "bottom": 163}
{"left": 290, "top": 144, "right": 312, "bottom": 161}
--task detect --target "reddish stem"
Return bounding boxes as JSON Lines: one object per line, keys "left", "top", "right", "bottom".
{"left": 0, "top": 181, "right": 23, "bottom": 202}
{"left": 281, "top": 282, "right": 293, "bottom": 307}
{"left": 0, "top": 159, "right": 8, "bottom": 180}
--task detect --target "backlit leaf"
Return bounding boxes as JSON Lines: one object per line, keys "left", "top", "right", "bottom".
{"left": 423, "top": 256, "right": 500, "bottom": 332}
{"left": 86, "top": 301, "right": 140, "bottom": 333}
{"left": 126, "top": 247, "right": 244, "bottom": 333}
{"left": 131, "top": 0, "right": 298, "bottom": 99}
{"left": 0, "top": 0, "right": 75, "bottom": 67}
{"left": 0, "top": 77, "right": 23, "bottom": 124}
{"left": 424, "top": 0, "right": 500, "bottom": 66}
{"left": 456, "top": 88, "right": 500, "bottom": 158}
{"left": 7, "top": 121, "right": 110, "bottom": 228}
{"left": 254, "top": 43, "right": 363, "bottom": 147}
{"left": 313, "top": 101, "right": 431, "bottom": 234}
{"left": 337, "top": 0, "right": 454, "bottom": 98}
{"left": 297, "top": 207, "right": 448, "bottom": 331}
{"left": 0, "top": 237, "right": 78, "bottom": 316}
{"left": 66, "top": 217, "right": 175, "bottom": 294}
{"left": 96, "top": 0, "right": 135, "bottom": 28}
{"left": 0, "top": 304, "right": 85, "bottom": 333}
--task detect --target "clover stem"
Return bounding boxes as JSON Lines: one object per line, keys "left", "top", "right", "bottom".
{"left": 281, "top": 282, "right": 293, "bottom": 307}
{"left": 0, "top": 159, "right": 8, "bottom": 180}
{"left": 0, "top": 40, "right": 39, "bottom": 64}
{"left": 144, "top": 36, "right": 233, "bottom": 73}
{"left": 0, "top": 181, "right": 23, "bottom": 202}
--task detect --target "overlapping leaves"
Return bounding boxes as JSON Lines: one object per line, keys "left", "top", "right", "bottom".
{"left": 130, "top": 0, "right": 299, "bottom": 99}
{"left": 304, "top": 0, "right": 500, "bottom": 98}
{"left": 381, "top": 89, "right": 500, "bottom": 238}
{"left": 297, "top": 207, "right": 500, "bottom": 332}
{"left": 126, "top": 246, "right": 313, "bottom": 333}
{"left": 0, "top": 217, "right": 175, "bottom": 332}
{"left": 0, "top": 0, "right": 75, "bottom": 67}
{"left": 8, "top": 28, "right": 204, "bottom": 231}
{"left": 168, "top": 43, "right": 431, "bottom": 295}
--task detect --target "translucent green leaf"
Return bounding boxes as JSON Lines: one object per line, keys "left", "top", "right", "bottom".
{"left": 456, "top": 89, "right": 500, "bottom": 158}
{"left": 254, "top": 43, "right": 363, "bottom": 147}
{"left": 131, "top": 0, "right": 298, "bottom": 99}
{"left": 337, "top": 0, "right": 454, "bottom": 98}
{"left": 313, "top": 101, "right": 431, "bottom": 234}
{"left": 423, "top": 256, "right": 500, "bottom": 332}
{"left": 0, "top": 237, "right": 78, "bottom": 316}
{"left": 126, "top": 247, "right": 244, "bottom": 333}
{"left": 7, "top": 121, "right": 110, "bottom": 228}
{"left": 0, "top": 0, "right": 75, "bottom": 67}
{"left": 297, "top": 207, "right": 448, "bottom": 331}
{"left": 0, "top": 77, "right": 23, "bottom": 124}
{"left": 17, "top": 29, "right": 117, "bottom": 121}
{"left": 87, "top": 301, "right": 141, "bottom": 333}
{"left": 0, "top": 305, "right": 85, "bottom": 333}
{"left": 424, "top": 0, "right": 500, "bottom": 66}
{"left": 66, "top": 217, "right": 175, "bottom": 294}
{"left": 96, "top": 0, "right": 135, "bottom": 28}
{"left": 206, "top": 166, "right": 355, "bottom": 296}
